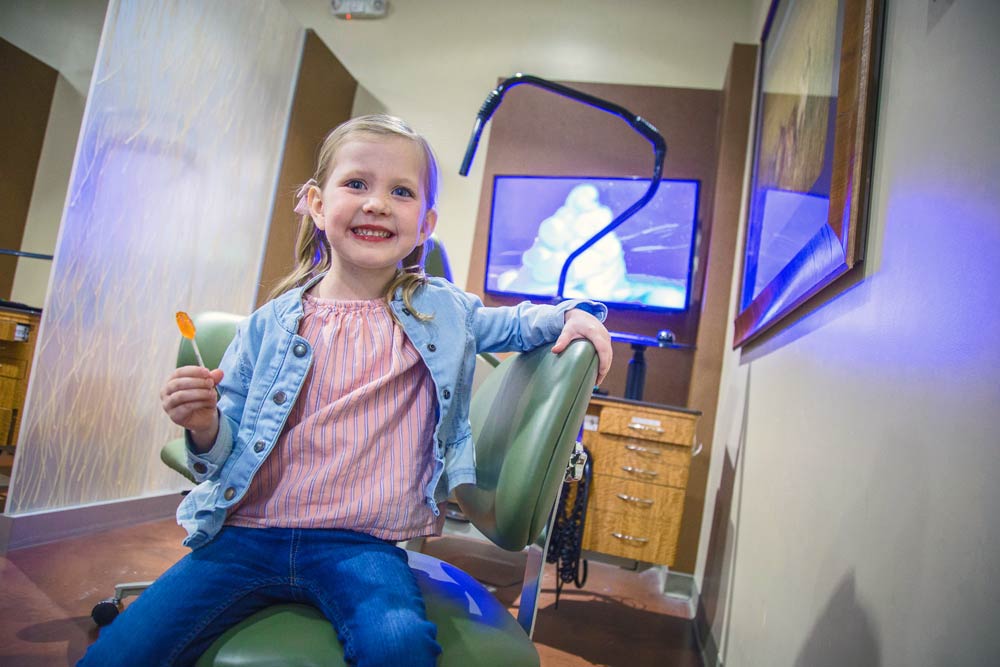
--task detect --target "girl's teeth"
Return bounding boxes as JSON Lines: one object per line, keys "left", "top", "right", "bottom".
{"left": 354, "top": 229, "right": 391, "bottom": 238}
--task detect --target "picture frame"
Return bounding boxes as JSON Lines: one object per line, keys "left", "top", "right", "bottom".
{"left": 734, "top": 0, "right": 885, "bottom": 347}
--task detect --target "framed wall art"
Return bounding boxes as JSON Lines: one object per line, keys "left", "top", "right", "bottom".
{"left": 734, "top": 0, "right": 885, "bottom": 347}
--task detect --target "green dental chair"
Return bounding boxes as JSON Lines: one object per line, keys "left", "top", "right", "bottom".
{"left": 95, "top": 307, "right": 598, "bottom": 666}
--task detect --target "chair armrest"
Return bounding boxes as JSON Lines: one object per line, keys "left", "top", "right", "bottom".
{"left": 161, "top": 437, "right": 196, "bottom": 484}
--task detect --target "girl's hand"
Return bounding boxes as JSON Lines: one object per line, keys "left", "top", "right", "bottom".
{"left": 551, "top": 309, "right": 613, "bottom": 385}
{"left": 160, "top": 365, "right": 224, "bottom": 450}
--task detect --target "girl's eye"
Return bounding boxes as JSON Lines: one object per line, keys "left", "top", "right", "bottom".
{"left": 392, "top": 186, "right": 415, "bottom": 198}
{"left": 345, "top": 179, "right": 365, "bottom": 190}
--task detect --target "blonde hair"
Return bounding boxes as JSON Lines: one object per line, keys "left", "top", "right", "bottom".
{"left": 268, "top": 114, "right": 440, "bottom": 319}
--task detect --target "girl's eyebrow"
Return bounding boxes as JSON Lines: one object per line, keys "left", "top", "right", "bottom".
{"left": 393, "top": 177, "right": 420, "bottom": 190}
{"left": 338, "top": 169, "right": 419, "bottom": 191}
{"left": 338, "top": 168, "right": 372, "bottom": 180}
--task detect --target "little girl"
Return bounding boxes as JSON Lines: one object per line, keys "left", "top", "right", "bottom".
{"left": 79, "top": 114, "right": 612, "bottom": 666}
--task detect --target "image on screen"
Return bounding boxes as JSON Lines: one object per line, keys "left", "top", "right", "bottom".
{"left": 485, "top": 175, "right": 700, "bottom": 311}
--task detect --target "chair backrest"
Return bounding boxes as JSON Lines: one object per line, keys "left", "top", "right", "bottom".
{"left": 455, "top": 339, "right": 598, "bottom": 551}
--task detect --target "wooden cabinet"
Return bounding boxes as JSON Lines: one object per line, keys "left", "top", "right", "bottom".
{"left": 581, "top": 396, "right": 700, "bottom": 566}
{"left": 0, "top": 305, "right": 41, "bottom": 451}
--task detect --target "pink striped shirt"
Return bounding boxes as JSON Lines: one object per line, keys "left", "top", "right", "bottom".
{"left": 226, "top": 294, "right": 440, "bottom": 541}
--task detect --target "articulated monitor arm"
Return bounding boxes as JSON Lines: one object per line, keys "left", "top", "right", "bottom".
{"left": 458, "top": 73, "right": 667, "bottom": 300}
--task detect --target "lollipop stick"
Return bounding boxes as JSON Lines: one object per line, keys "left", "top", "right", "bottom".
{"left": 189, "top": 337, "right": 206, "bottom": 368}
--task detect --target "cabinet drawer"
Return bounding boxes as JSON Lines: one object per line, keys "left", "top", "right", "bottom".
{"left": 587, "top": 435, "right": 690, "bottom": 489}
{"left": 597, "top": 405, "right": 696, "bottom": 447}
{"left": 0, "top": 377, "right": 17, "bottom": 408}
{"left": 0, "top": 321, "right": 18, "bottom": 342}
{"left": 0, "top": 359, "right": 26, "bottom": 379}
{"left": 583, "top": 499, "right": 683, "bottom": 565}
{"left": 588, "top": 475, "right": 685, "bottom": 521}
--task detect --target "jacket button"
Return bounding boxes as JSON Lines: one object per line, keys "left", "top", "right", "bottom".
{"left": 402, "top": 307, "right": 412, "bottom": 316}
{"left": 293, "top": 343, "right": 307, "bottom": 357}
{"left": 253, "top": 440, "right": 265, "bottom": 453}
{"left": 193, "top": 462, "right": 207, "bottom": 474}
{"left": 427, "top": 343, "right": 436, "bottom": 352}
{"left": 224, "top": 487, "right": 236, "bottom": 501}
{"left": 442, "top": 388, "right": 451, "bottom": 400}
{"left": 273, "top": 391, "right": 286, "bottom": 405}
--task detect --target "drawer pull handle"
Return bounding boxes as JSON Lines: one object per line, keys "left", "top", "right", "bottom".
{"left": 616, "top": 493, "right": 654, "bottom": 505}
{"left": 621, "top": 465, "right": 658, "bottom": 477}
{"left": 612, "top": 532, "right": 650, "bottom": 544}
{"left": 628, "top": 423, "right": 664, "bottom": 434}
{"left": 625, "top": 444, "right": 661, "bottom": 456}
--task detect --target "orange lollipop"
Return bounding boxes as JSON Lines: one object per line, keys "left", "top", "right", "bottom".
{"left": 175, "top": 311, "right": 206, "bottom": 367}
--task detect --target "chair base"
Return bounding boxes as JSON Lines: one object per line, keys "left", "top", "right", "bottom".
{"left": 91, "top": 581, "right": 155, "bottom": 627}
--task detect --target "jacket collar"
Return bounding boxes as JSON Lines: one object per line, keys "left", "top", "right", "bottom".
{"left": 269, "top": 272, "right": 325, "bottom": 333}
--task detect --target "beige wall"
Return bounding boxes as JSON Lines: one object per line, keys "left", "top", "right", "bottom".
{"left": 0, "top": 0, "right": 106, "bottom": 96}
{"left": 696, "top": 0, "right": 1000, "bottom": 664}
{"left": 284, "top": 0, "right": 757, "bottom": 291}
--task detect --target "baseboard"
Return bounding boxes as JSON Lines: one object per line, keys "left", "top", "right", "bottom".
{"left": 0, "top": 492, "right": 182, "bottom": 554}
{"left": 692, "top": 580, "right": 723, "bottom": 667}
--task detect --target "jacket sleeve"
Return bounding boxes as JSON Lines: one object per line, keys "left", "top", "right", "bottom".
{"left": 184, "top": 323, "right": 251, "bottom": 482}
{"left": 461, "top": 289, "right": 608, "bottom": 354}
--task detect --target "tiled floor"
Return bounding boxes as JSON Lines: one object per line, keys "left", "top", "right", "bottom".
{"left": 0, "top": 517, "right": 702, "bottom": 666}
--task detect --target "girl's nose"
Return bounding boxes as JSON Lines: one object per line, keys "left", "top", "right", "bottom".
{"left": 362, "top": 195, "right": 390, "bottom": 215}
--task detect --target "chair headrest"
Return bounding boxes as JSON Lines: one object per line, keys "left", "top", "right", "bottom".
{"left": 424, "top": 235, "right": 453, "bottom": 282}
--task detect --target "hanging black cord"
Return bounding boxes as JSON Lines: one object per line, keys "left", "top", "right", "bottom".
{"left": 546, "top": 447, "right": 593, "bottom": 608}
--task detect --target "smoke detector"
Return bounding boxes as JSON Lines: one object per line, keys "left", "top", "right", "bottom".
{"left": 331, "top": 0, "right": 388, "bottom": 20}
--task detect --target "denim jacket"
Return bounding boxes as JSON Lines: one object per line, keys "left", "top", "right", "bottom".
{"left": 176, "top": 274, "right": 607, "bottom": 549}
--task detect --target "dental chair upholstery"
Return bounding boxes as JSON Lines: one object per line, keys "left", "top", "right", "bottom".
{"left": 146, "top": 308, "right": 597, "bottom": 666}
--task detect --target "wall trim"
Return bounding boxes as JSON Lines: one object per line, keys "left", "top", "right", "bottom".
{"left": 692, "top": 578, "right": 723, "bottom": 667}
{"left": 0, "top": 492, "right": 181, "bottom": 554}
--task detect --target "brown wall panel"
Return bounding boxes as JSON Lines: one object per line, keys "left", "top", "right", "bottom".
{"left": 256, "top": 31, "right": 357, "bottom": 307}
{"left": 678, "top": 44, "right": 758, "bottom": 574}
{"left": 0, "top": 38, "right": 58, "bottom": 301}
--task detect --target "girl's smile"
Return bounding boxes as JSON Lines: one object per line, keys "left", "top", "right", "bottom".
{"left": 351, "top": 224, "right": 394, "bottom": 240}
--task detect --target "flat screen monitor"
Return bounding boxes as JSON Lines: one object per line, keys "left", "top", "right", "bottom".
{"left": 485, "top": 175, "right": 700, "bottom": 311}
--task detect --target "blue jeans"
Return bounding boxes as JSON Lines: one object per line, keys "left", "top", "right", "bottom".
{"left": 77, "top": 526, "right": 441, "bottom": 667}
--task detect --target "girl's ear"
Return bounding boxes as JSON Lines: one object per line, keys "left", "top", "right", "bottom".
{"left": 307, "top": 185, "right": 324, "bottom": 230}
{"left": 418, "top": 209, "right": 438, "bottom": 244}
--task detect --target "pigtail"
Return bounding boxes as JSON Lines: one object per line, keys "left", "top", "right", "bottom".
{"left": 267, "top": 213, "right": 331, "bottom": 301}
{"left": 384, "top": 242, "right": 431, "bottom": 321}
